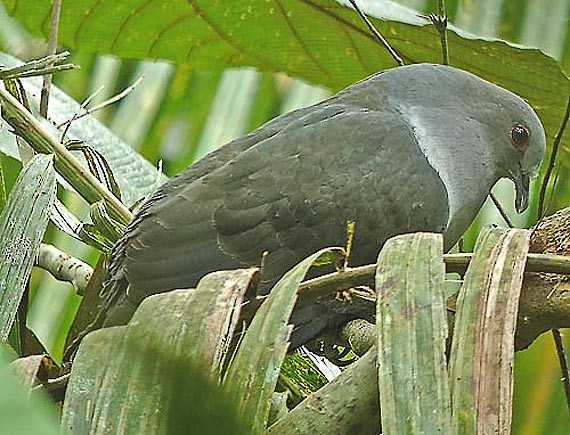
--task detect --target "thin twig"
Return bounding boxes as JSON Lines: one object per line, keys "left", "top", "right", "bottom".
{"left": 60, "top": 85, "right": 105, "bottom": 140}
{"left": 344, "top": 220, "right": 355, "bottom": 270}
{"left": 551, "top": 329, "right": 570, "bottom": 414}
{"left": 0, "top": 64, "right": 76, "bottom": 80}
{"left": 57, "top": 76, "right": 144, "bottom": 133}
{"left": 0, "top": 52, "right": 73, "bottom": 79}
{"left": 545, "top": 169, "right": 560, "bottom": 215}
{"left": 538, "top": 95, "right": 570, "bottom": 220}
{"left": 489, "top": 192, "right": 514, "bottom": 228}
{"left": 347, "top": 0, "right": 404, "bottom": 66}
{"left": 429, "top": 0, "right": 449, "bottom": 65}
{"left": 39, "top": 0, "right": 62, "bottom": 117}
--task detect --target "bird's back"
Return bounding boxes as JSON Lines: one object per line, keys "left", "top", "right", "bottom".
{"left": 102, "top": 89, "right": 449, "bottom": 325}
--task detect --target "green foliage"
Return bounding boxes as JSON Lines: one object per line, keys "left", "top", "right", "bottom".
{"left": 2, "top": 1, "right": 568, "bottom": 150}
{"left": 0, "top": 154, "right": 56, "bottom": 339}
{"left": 0, "top": 0, "right": 569, "bottom": 432}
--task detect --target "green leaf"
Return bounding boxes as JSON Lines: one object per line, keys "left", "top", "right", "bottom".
{"left": 375, "top": 232, "right": 451, "bottom": 434}
{"left": 2, "top": 1, "right": 568, "bottom": 151}
{"left": 62, "top": 269, "right": 257, "bottom": 434}
{"left": 449, "top": 227, "right": 530, "bottom": 433}
{"left": 0, "top": 154, "right": 56, "bottom": 340}
{"left": 224, "top": 247, "right": 344, "bottom": 434}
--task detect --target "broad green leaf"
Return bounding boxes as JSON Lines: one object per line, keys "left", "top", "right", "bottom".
{"left": 449, "top": 227, "right": 530, "bottom": 433}
{"left": 0, "top": 154, "right": 56, "bottom": 340}
{"left": 224, "top": 247, "right": 344, "bottom": 434}
{"left": 62, "top": 269, "right": 256, "bottom": 434}
{"left": 2, "top": 1, "right": 568, "bottom": 155}
{"left": 375, "top": 232, "right": 450, "bottom": 434}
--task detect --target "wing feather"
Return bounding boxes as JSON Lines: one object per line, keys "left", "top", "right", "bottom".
{"left": 103, "top": 102, "right": 449, "bottom": 325}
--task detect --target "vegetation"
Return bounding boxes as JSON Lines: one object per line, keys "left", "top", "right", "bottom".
{"left": 0, "top": 1, "right": 569, "bottom": 433}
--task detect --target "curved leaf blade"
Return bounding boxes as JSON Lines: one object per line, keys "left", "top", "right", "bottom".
{"left": 224, "top": 247, "right": 344, "bottom": 434}
{"left": 0, "top": 153, "right": 56, "bottom": 340}
{"left": 449, "top": 227, "right": 530, "bottom": 433}
{"left": 375, "top": 232, "right": 450, "bottom": 434}
{"left": 62, "top": 269, "right": 256, "bottom": 434}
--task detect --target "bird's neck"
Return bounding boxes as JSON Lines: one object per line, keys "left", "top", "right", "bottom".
{"left": 402, "top": 107, "right": 498, "bottom": 247}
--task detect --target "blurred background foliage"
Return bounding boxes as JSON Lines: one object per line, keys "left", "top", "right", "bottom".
{"left": 0, "top": 0, "right": 569, "bottom": 432}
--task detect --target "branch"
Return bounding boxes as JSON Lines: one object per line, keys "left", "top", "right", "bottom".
{"left": 0, "top": 84, "right": 133, "bottom": 225}
{"left": 283, "top": 207, "right": 570, "bottom": 353}
{"left": 39, "top": 0, "right": 62, "bottom": 117}
{"left": 35, "top": 243, "right": 93, "bottom": 294}
{"left": 294, "top": 250, "right": 570, "bottom": 300}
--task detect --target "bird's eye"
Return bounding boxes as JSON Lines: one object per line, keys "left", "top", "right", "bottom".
{"left": 511, "top": 123, "right": 530, "bottom": 150}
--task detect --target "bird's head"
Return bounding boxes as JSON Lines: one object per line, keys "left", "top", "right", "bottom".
{"left": 492, "top": 96, "right": 546, "bottom": 213}
{"left": 380, "top": 64, "right": 546, "bottom": 216}
{"left": 362, "top": 64, "right": 547, "bottom": 247}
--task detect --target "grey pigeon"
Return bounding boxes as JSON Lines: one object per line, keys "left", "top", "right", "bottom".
{"left": 102, "top": 64, "right": 546, "bottom": 339}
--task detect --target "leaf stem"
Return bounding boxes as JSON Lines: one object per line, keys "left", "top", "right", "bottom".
{"left": 538, "top": 95, "right": 570, "bottom": 219}
{"left": 551, "top": 329, "right": 570, "bottom": 414}
{"left": 40, "top": 0, "right": 62, "bottom": 117}
{"left": 429, "top": 0, "right": 449, "bottom": 66}
{"left": 0, "top": 85, "right": 133, "bottom": 225}
{"left": 347, "top": 0, "right": 404, "bottom": 66}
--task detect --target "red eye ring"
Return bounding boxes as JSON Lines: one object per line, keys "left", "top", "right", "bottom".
{"left": 511, "top": 123, "right": 530, "bottom": 150}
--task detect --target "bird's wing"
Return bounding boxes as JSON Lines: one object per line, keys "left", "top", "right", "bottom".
{"left": 103, "top": 104, "right": 449, "bottom": 324}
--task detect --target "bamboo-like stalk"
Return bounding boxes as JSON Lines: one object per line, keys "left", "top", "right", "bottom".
{"left": 0, "top": 85, "right": 133, "bottom": 225}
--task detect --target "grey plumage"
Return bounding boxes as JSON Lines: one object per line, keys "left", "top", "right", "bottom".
{"left": 102, "top": 64, "right": 546, "bottom": 336}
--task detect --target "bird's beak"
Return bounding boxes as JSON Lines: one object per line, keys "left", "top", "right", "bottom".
{"left": 514, "top": 170, "right": 530, "bottom": 213}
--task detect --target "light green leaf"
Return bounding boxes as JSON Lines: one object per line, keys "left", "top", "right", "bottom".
{"left": 0, "top": 154, "right": 56, "bottom": 340}
{"left": 375, "top": 232, "right": 450, "bottom": 434}
{"left": 62, "top": 269, "right": 256, "bottom": 434}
